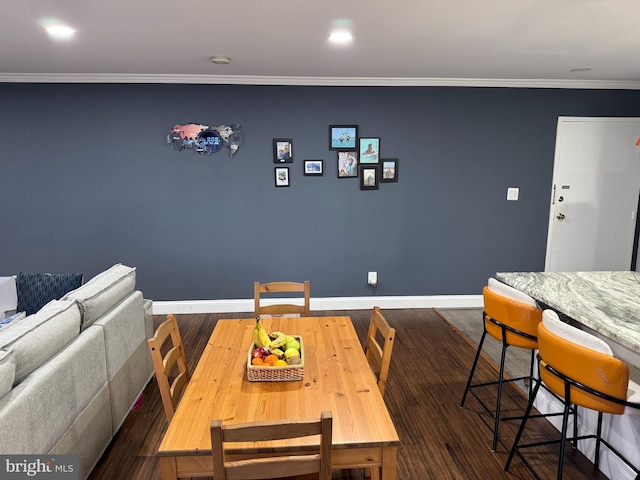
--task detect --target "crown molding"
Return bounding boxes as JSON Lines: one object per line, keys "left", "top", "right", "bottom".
{"left": 2, "top": 73, "right": 640, "bottom": 90}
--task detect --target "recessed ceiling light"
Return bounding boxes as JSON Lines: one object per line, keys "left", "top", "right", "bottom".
{"left": 569, "top": 67, "right": 592, "bottom": 73}
{"left": 210, "top": 55, "right": 231, "bottom": 65}
{"left": 329, "top": 30, "right": 353, "bottom": 45}
{"left": 45, "top": 24, "right": 76, "bottom": 40}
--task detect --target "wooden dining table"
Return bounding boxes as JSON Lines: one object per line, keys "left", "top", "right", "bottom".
{"left": 157, "top": 316, "right": 400, "bottom": 480}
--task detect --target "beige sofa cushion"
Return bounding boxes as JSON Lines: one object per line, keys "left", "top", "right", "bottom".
{"left": 0, "top": 349, "right": 15, "bottom": 399}
{"left": 0, "top": 299, "right": 81, "bottom": 386}
{"left": 63, "top": 264, "right": 136, "bottom": 330}
{"left": 0, "top": 326, "right": 108, "bottom": 454}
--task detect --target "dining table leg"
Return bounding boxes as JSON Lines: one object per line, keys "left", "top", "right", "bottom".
{"left": 380, "top": 446, "right": 398, "bottom": 480}
{"left": 160, "top": 456, "right": 178, "bottom": 480}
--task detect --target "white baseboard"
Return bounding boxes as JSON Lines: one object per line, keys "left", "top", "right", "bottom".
{"left": 152, "top": 295, "right": 483, "bottom": 315}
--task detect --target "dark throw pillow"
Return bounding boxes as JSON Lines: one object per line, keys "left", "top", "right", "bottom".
{"left": 16, "top": 272, "right": 84, "bottom": 315}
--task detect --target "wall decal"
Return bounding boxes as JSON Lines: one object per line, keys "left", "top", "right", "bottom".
{"left": 167, "top": 123, "right": 244, "bottom": 157}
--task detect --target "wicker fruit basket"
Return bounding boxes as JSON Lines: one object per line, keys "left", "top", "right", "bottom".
{"left": 247, "top": 335, "right": 304, "bottom": 382}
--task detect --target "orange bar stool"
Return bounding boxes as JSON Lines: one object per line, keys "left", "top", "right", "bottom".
{"left": 461, "top": 278, "right": 548, "bottom": 451}
{"left": 505, "top": 310, "right": 640, "bottom": 479}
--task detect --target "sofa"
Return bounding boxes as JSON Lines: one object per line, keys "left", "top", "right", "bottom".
{"left": 0, "top": 263, "right": 154, "bottom": 479}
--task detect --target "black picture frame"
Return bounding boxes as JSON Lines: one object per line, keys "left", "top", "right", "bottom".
{"left": 329, "top": 125, "right": 358, "bottom": 151}
{"left": 359, "top": 137, "right": 380, "bottom": 163}
{"left": 304, "top": 160, "right": 323, "bottom": 176}
{"left": 275, "top": 167, "right": 290, "bottom": 187}
{"left": 380, "top": 158, "right": 398, "bottom": 183}
{"left": 359, "top": 165, "right": 379, "bottom": 190}
{"left": 273, "top": 138, "right": 293, "bottom": 163}
{"left": 337, "top": 151, "right": 358, "bottom": 178}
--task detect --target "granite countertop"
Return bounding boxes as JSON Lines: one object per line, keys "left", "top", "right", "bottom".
{"left": 495, "top": 271, "right": 640, "bottom": 359}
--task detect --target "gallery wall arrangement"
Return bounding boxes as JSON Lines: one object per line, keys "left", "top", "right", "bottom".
{"left": 274, "top": 125, "right": 399, "bottom": 190}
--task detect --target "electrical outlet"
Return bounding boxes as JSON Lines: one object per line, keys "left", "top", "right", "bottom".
{"left": 368, "top": 272, "right": 377, "bottom": 286}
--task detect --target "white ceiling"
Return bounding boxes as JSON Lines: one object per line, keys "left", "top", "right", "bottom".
{"left": 2, "top": 0, "right": 640, "bottom": 88}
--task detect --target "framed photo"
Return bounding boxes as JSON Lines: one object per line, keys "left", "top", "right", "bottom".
{"left": 273, "top": 138, "right": 293, "bottom": 163}
{"left": 337, "top": 151, "right": 358, "bottom": 178}
{"left": 359, "top": 165, "right": 379, "bottom": 190}
{"left": 304, "top": 159, "right": 323, "bottom": 176}
{"left": 275, "top": 167, "right": 290, "bottom": 187}
{"left": 329, "top": 125, "right": 358, "bottom": 150}
{"left": 380, "top": 159, "right": 398, "bottom": 182}
{"left": 359, "top": 137, "right": 380, "bottom": 163}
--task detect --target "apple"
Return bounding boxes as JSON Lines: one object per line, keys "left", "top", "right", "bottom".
{"left": 252, "top": 346, "right": 270, "bottom": 359}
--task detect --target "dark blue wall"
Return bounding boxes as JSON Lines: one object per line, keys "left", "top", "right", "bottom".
{"left": 2, "top": 83, "right": 640, "bottom": 300}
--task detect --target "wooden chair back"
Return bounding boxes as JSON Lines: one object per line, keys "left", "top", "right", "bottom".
{"left": 147, "top": 313, "right": 190, "bottom": 422}
{"left": 254, "top": 281, "right": 310, "bottom": 317}
{"left": 364, "top": 306, "right": 396, "bottom": 397}
{"left": 210, "top": 411, "right": 332, "bottom": 480}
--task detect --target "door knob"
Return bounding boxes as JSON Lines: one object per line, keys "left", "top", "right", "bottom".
{"left": 556, "top": 213, "right": 565, "bottom": 220}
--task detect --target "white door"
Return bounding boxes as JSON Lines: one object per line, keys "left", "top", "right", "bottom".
{"left": 545, "top": 117, "right": 640, "bottom": 272}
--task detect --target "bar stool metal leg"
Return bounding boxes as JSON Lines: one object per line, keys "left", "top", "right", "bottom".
{"left": 492, "top": 341, "right": 509, "bottom": 451}
{"left": 460, "top": 330, "right": 487, "bottom": 409}
{"left": 556, "top": 385, "right": 573, "bottom": 480}
{"left": 504, "top": 379, "right": 540, "bottom": 474}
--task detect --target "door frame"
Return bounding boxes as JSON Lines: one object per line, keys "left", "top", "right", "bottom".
{"left": 544, "top": 116, "right": 640, "bottom": 272}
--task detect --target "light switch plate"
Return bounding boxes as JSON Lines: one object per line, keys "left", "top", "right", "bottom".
{"left": 507, "top": 187, "right": 519, "bottom": 201}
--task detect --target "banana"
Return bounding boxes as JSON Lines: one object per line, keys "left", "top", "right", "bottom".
{"left": 252, "top": 325, "right": 262, "bottom": 347}
{"left": 269, "top": 348, "right": 285, "bottom": 358}
{"left": 259, "top": 330, "right": 272, "bottom": 349}
{"left": 256, "top": 318, "right": 272, "bottom": 349}
{"left": 269, "top": 331, "right": 287, "bottom": 349}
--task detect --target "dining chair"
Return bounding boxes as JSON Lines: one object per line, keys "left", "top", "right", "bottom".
{"left": 210, "top": 411, "right": 333, "bottom": 480}
{"left": 147, "top": 313, "right": 190, "bottom": 423}
{"left": 362, "top": 306, "right": 396, "bottom": 480}
{"left": 364, "top": 306, "right": 396, "bottom": 398}
{"left": 460, "top": 277, "right": 552, "bottom": 452}
{"left": 254, "top": 281, "right": 310, "bottom": 317}
{"left": 505, "top": 310, "right": 640, "bottom": 480}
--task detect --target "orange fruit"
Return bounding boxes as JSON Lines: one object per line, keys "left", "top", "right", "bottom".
{"left": 251, "top": 357, "right": 264, "bottom": 366}
{"left": 263, "top": 354, "right": 278, "bottom": 365}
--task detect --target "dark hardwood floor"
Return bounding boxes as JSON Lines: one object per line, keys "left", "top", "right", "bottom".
{"left": 88, "top": 309, "right": 605, "bottom": 479}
